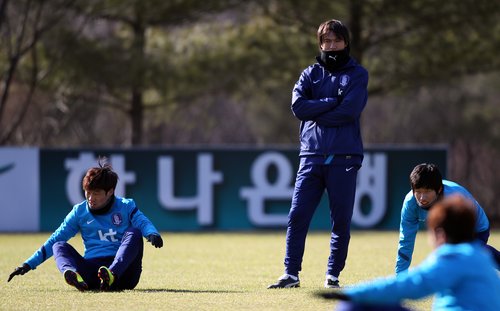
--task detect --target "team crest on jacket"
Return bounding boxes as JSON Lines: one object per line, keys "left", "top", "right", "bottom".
{"left": 112, "top": 213, "right": 123, "bottom": 225}
{"left": 340, "top": 74, "right": 349, "bottom": 87}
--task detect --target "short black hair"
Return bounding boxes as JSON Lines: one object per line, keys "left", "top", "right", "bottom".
{"left": 82, "top": 157, "right": 118, "bottom": 192}
{"left": 317, "top": 19, "right": 350, "bottom": 49}
{"left": 410, "top": 163, "right": 443, "bottom": 192}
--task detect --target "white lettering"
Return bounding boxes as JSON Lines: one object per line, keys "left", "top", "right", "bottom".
{"left": 240, "top": 152, "right": 294, "bottom": 226}
{"left": 109, "top": 156, "right": 136, "bottom": 197}
{"left": 65, "top": 153, "right": 95, "bottom": 204}
{"left": 65, "top": 153, "right": 136, "bottom": 205}
{"left": 98, "top": 229, "right": 118, "bottom": 242}
{"left": 157, "top": 153, "right": 223, "bottom": 225}
{"left": 352, "top": 153, "right": 388, "bottom": 227}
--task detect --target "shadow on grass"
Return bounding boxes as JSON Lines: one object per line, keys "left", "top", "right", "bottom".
{"left": 134, "top": 288, "right": 243, "bottom": 294}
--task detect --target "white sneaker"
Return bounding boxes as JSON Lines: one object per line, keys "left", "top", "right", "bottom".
{"left": 268, "top": 274, "right": 300, "bottom": 288}
{"left": 324, "top": 274, "right": 340, "bottom": 288}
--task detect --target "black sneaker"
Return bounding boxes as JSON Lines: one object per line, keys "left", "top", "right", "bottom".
{"left": 267, "top": 274, "right": 300, "bottom": 289}
{"left": 324, "top": 275, "right": 340, "bottom": 288}
{"left": 64, "top": 270, "right": 88, "bottom": 292}
{"left": 98, "top": 266, "right": 115, "bottom": 291}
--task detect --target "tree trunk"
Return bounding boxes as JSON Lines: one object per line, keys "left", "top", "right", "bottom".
{"left": 129, "top": 17, "right": 145, "bottom": 146}
{"left": 348, "top": 0, "right": 363, "bottom": 64}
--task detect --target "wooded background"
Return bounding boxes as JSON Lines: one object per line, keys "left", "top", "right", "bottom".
{"left": 1, "top": 0, "right": 499, "bottom": 224}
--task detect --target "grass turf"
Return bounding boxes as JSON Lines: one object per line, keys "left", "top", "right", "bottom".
{"left": 1, "top": 231, "right": 498, "bottom": 310}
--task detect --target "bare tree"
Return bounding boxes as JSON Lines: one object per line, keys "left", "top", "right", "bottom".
{"left": 0, "top": 0, "right": 74, "bottom": 144}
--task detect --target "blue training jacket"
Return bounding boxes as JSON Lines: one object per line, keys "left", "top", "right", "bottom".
{"left": 395, "top": 180, "right": 490, "bottom": 274}
{"left": 291, "top": 57, "right": 368, "bottom": 157}
{"left": 25, "top": 197, "right": 160, "bottom": 269}
{"left": 346, "top": 241, "right": 500, "bottom": 310}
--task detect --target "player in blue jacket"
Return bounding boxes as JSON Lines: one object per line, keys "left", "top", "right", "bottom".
{"left": 317, "top": 194, "right": 500, "bottom": 311}
{"left": 7, "top": 159, "right": 164, "bottom": 291}
{"left": 268, "top": 19, "right": 368, "bottom": 289}
{"left": 396, "top": 163, "right": 500, "bottom": 274}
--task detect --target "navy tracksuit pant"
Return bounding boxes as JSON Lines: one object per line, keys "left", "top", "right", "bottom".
{"left": 53, "top": 227, "right": 144, "bottom": 290}
{"left": 284, "top": 156, "right": 361, "bottom": 278}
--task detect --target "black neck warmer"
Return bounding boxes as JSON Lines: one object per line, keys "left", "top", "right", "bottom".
{"left": 89, "top": 196, "right": 115, "bottom": 215}
{"left": 317, "top": 48, "right": 350, "bottom": 72}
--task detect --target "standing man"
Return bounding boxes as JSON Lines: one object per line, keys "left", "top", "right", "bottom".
{"left": 8, "top": 158, "right": 164, "bottom": 291}
{"left": 396, "top": 163, "right": 500, "bottom": 274}
{"left": 268, "top": 19, "right": 368, "bottom": 289}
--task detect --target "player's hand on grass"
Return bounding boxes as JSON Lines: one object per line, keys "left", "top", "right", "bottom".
{"left": 147, "top": 234, "right": 163, "bottom": 248}
{"left": 8, "top": 263, "right": 31, "bottom": 282}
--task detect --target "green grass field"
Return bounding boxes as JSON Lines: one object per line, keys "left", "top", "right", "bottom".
{"left": 1, "top": 231, "right": 498, "bottom": 310}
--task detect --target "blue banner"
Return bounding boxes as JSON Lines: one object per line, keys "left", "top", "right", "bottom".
{"left": 38, "top": 147, "right": 447, "bottom": 231}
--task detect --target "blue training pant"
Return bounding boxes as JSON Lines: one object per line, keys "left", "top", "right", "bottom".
{"left": 53, "top": 227, "right": 144, "bottom": 290}
{"left": 284, "top": 158, "right": 360, "bottom": 278}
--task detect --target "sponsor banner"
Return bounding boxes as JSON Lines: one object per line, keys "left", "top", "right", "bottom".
{"left": 0, "top": 148, "right": 39, "bottom": 231}
{"left": 39, "top": 147, "right": 447, "bottom": 232}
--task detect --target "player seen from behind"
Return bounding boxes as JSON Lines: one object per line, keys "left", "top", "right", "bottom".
{"left": 317, "top": 194, "right": 500, "bottom": 311}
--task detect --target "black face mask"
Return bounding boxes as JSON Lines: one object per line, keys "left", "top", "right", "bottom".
{"left": 318, "top": 49, "right": 350, "bottom": 72}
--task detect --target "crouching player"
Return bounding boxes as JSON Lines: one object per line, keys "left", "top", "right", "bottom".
{"left": 397, "top": 163, "right": 500, "bottom": 274}
{"left": 317, "top": 194, "right": 500, "bottom": 310}
{"left": 7, "top": 158, "right": 164, "bottom": 291}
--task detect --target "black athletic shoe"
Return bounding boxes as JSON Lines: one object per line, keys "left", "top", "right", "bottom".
{"left": 267, "top": 274, "right": 300, "bottom": 289}
{"left": 324, "top": 275, "right": 340, "bottom": 288}
{"left": 98, "top": 266, "right": 115, "bottom": 291}
{"left": 64, "top": 270, "right": 88, "bottom": 292}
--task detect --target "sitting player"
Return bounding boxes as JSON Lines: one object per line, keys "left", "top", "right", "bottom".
{"left": 8, "top": 158, "right": 164, "bottom": 291}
